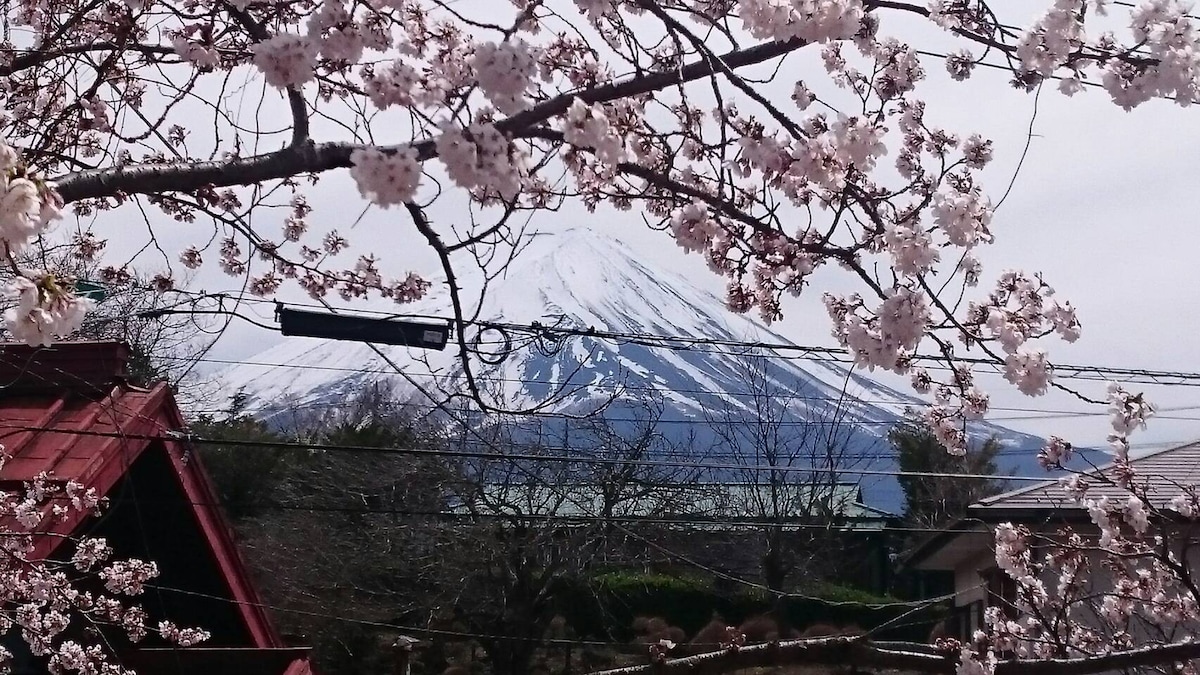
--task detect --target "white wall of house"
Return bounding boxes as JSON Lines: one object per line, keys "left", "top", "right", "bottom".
{"left": 954, "top": 549, "right": 993, "bottom": 607}
{"left": 950, "top": 548, "right": 995, "bottom": 638}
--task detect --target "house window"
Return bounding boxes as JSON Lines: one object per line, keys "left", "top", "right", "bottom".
{"left": 982, "top": 567, "right": 1019, "bottom": 619}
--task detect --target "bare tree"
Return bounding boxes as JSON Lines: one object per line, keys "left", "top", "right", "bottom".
{"left": 703, "top": 354, "right": 869, "bottom": 594}
{"left": 438, "top": 398, "right": 702, "bottom": 675}
{"left": 199, "top": 387, "right": 455, "bottom": 675}
{"left": 202, "top": 386, "right": 699, "bottom": 675}
{"left": 570, "top": 395, "right": 704, "bottom": 543}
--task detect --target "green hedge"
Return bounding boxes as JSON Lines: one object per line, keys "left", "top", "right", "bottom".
{"left": 558, "top": 572, "right": 947, "bottom": 643}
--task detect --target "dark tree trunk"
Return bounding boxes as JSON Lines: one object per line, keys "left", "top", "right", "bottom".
{"left": 486, "top": 639, "right": 537, "bottom": 675}
{"left": 761, "top": 528, "right": 790, "bottom": 593}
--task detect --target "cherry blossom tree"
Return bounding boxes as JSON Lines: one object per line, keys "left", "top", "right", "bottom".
{"left": 1, "top": 0, "right": 1199, "bottom": 673}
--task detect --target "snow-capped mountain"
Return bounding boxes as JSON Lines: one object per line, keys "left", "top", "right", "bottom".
{"left": 212, "top": 225, "right": 1048, "bottom": 512}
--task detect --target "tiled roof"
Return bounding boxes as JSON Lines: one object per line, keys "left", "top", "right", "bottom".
{"left": 972, "top": 441, "right": 1200, "bottom": 513}
{"left": 0, "top": 378, "right": 176, "bottom": 487}
{"left": 0, "top": 343, "right": 184, "bottom": 531}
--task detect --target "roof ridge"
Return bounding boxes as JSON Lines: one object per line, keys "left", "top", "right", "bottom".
{"left": 974, "top": 438, "right": 1200, "bottom": 508}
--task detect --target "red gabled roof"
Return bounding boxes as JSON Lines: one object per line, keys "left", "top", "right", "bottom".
{"left": 0, "top": 342, "right": 313, "bottom": 675}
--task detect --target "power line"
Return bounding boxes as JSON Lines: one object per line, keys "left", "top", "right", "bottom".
{"left": 0, "top": 422, "right": 1068, "bottom": 482}
{"left": 105, "top": 497, "right": 925, "bottom": 532}
{"left": 165, "top": 293, "right": 1200, "bottom": 389}
{"left": 144, "top": 582, "right": 956, "bottom": 647}
{"left": 174, "top": 353, "right": 1200, "bottom": 416}
{"left": 178, "top": 373, "right": 1200, "bottom": 426}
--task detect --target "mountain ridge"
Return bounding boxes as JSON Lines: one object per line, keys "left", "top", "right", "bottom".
{"left": 211, "top": 226, "right": 1050, "bottom": 511}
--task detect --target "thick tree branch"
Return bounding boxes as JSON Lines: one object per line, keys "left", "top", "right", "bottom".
{"left": 0, "top": 43, "right": 177, "bottom": 76}
{"left": 588, "top": 637, "right": 1200, "bottom": 675}
{"left": 503, "top": 36, "right": 808, "bottom": 132}
{"left": 588, "top": 638, "right": 953, "bottom": 675}
{"left": 999, "top": 642, "right": 1200, "bottom": 675}
{"left": 54, "top": 36, "right": 811, "bottom": 204}
{"left": 223, "top": 3, "right": 310, "bottom": 147}
{"left": 55, "top": 141, "right": 359, "bottom": 203}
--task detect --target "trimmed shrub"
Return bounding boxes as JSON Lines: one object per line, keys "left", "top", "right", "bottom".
{"left": 557, "top": 572, "right": 947, "bottom": 643}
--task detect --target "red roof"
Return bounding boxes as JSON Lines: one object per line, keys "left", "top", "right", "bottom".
{"left": 0, "top": 342, "right": 314, "bottom": 675}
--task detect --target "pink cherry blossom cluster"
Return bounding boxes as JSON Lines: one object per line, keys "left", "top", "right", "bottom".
{"left": 252, "top": 33, "right": 320, "bottom": 89}
{"left": 1036, "top": 435, "right": 1073, "bottom": 469}
{"left": 0, "top": 144, "right": 60, "bottom": 256}
{"left": 308, "top": 0, "right": 368, "bottom": 64}
{"left": 0, "top": 454, "right": 210, "bottom": 675}
{"left": 435, "top": 122, "right": 528, "bottom": 200}
{"left": 472, "top": 40, "right": 539, "bottom": 114}
{"left": 363, "top": 60, "right": 424, "bottom": 109}
{"left": 738, "top": 0, "right": 865, "bottom": 43}
{"left": 933, "top": 0, "right": 1200, "bottom": 109}
{"left": 669, "top": 202, "right": 720, "bottom": 254}
{"left": 349, "top": 147, "right": 422, "bottom": 207}
{"left": 960, "top": 272, "right": 1080, "bottom": 398}
{"left": 823, "top": 288, "right": 930, "bottom": 375}
{"left": 563, "top": 99, "right": 628, "bottom": 168}
{"left": 0, "top": 136, "right": 96, "bottom": 346}
{"left": 3, "top": 275, "right": 93, "bottom": 347}
{"left": 956, "top": 383, "right": 1200, "bottom": 675}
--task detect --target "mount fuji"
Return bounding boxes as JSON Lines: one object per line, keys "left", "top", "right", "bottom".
{"left": 211, "top": 226, "right": 1048, "bottom": 512}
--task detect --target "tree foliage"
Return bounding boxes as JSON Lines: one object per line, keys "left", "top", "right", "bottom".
{"left": 890, "top": 422, "right": 1005, "bottom": 529}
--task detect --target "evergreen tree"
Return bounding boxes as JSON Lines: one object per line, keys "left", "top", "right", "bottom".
{"left": 890, "top": 423, "right": 1007, "bottom": 529}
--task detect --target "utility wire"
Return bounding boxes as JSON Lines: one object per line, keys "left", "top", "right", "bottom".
{"left": 103, "top": 498, "right": 1032, "bottom": 536}
{"left": 0, "top": 422, "right": 1071, "bottom": 483}
{"left": 144, "top": 583, "right": 958, "bottom": 647}
{"left": 172, "top": 352, "right": 1200, "bottom": 417}
{"left": 170, "top": 294, "right": 1200, "bottom": 389}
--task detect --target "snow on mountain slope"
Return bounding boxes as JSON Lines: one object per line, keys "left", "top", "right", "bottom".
{"left": 211, "top": 226, "right": 1048, "bottom": 512}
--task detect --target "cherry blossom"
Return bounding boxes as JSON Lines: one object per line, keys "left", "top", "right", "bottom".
{"left": 0, "top": 453, "right": 209, "bottom": 674}
{"left": 3, "top": 275, "right": 92, "bottom": 348}
{"left": 349, "top": 147, "right": 422, "bottom": 207}
{"left": 563, "top": 99, "right": 627, "bottom": 167}
{"left": 472, "top": 40, "right": 539, "bottom": 114}
{"left": 1003, "top": 349, "right": 1053, "bottom": 396}
{"left": 251, "top": 34, "right": 319, "bottom": 89}
{"left": 435, "top": 122, "right": 528, "bottom": 200}
{"left": 1037, "top": 436, "right": 1073, "bottom": 469}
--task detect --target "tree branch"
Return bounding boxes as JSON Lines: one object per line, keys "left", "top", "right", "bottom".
{"left": 998, "top": 642, "right": 1200, "bottom": 675}
{"left": 223, "top": 2, "right": 310, "bottom": 147}
{"left": 54, "top": 36, "right": 811, "bottom": 203}
{"left": 588, "top": 637, "right": 953, "bottom": 675}
{"left": 0, "top": 43, "right": 177, "bottom": 77}
{"left": 587, "top": 637, "right": 1200, "bottom": 675}
{"left": 55, "top": 141, "right": 360, "bottom": 203}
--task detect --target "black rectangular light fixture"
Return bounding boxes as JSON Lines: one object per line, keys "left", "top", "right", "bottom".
{"left": 277, "top": 306, "right": 450, "bottom": 350}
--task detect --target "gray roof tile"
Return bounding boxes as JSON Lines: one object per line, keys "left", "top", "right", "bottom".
{"left": 972, "top": 441, "right": 1200, "bottom": 512}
